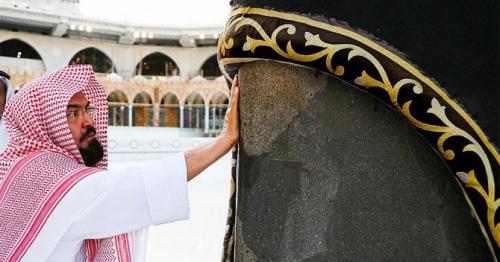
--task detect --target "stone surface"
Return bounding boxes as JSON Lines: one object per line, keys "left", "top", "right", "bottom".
{"left": 235, "top": 60, "right": 491, "bottom": 261}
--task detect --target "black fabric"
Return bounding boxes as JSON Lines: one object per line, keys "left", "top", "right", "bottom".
{"left": 230, "top": 0, "right": 499, "bottom": 147}
{"left": 0, "top": 71, "right": 10, "bottom": 80}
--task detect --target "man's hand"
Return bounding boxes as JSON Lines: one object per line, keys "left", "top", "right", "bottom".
{"left": 220, "top": 74, "right": 240, "bottom": 147}
{"left": 184, "top": 75, "right": 240, "bottom": 181}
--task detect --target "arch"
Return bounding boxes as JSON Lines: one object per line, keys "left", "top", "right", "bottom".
{"left": 0, "top": 38, "right": 46, "bottom": 71}
{"left": 108, "top": 90, "right": 129, "bottom": 103}
{"left": 132, "top": 91, "right": 153, "bottom": 126}
{"left": 0, "top": 39, "right": 42, "bottom": 59}
{"left": 160, "top": 92, "right": 180, "bottom": 104}
{"left": 184, "top": 92, "right": 205, "bottom": 105}
{"left": 107, "top": 90, "right": 129, "bottom": 126}
{"left": 209, "top": 92, "right": 229, "bottom": 136}
{"left": 183, "top": 92, "right": 205, "bottom": 129}
{"left": 69, "top": 47, "right": 115, "bottom": 73}
{"left": 135, "top": 52, "right": 180, "bottom": 76}
{"left": 159, "top": 92, "right": 180, "bottom": 127}
{"left": 209, "top": 92, "right": 229, "bottom": 105}
{"left": 199, "top": 54, "right": 222, "bottom": 78}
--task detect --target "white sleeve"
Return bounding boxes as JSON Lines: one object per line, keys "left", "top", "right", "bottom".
{"left": 62, "top": 152, "right": 189, "bottom": 241}
{"left": 0, "top": 121, "right": 9, "bottom": 153}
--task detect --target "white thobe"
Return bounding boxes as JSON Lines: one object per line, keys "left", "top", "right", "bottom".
{"left": 21, "top": 152, "right": 189, "bottom": 262}
{"left": 0, "top": 76, "right": 13, "bottom": 153}
{"left": 0, "top": 122, "right": 8, "bottom": 152}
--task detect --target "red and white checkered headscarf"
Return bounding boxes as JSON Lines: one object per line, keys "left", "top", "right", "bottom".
{"left": 0, "top": 65, "right": 130, "bottom": 261}
{"left": 0, "top": 64, "right": 108, "bottom": 173}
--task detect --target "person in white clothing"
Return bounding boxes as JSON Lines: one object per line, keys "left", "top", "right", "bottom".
{"left": 0, "top": 70, "right": 14, "bottom": 152}
{"left": 0, "top": 65, "right": 240, "bottom": 261}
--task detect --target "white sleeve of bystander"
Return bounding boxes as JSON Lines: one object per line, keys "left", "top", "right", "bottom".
{"left": 0, "top": 121, "right": 9, "bottom": 153}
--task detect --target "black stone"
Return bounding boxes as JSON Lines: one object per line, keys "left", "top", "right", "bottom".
{"left": 235, "top": 61, "right": 491, "bottom": 261}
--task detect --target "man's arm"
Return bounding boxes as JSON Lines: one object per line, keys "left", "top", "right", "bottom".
{"left": 184, "top": 75, "right": 240, "bottom": 181}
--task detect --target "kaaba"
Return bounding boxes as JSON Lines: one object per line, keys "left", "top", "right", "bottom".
{"left": 218, "top": 0, "right": 499, "bottom": 261}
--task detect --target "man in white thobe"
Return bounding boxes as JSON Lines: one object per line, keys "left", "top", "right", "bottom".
{"left": 0, "top": 70, "right": 13, "bottom": 152}
{"left": 0, "top": 65, "right": 240, "bottom": 261}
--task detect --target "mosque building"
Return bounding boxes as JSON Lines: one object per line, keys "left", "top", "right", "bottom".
{"left": 0, "top": 0, "right": 228, "bottom": 137}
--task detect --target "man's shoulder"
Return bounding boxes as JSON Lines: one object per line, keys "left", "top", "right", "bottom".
{"left": 9, "top": 150, "right": 103, "bottom": 178}
{"left": 18, "top": 150, "right": 82, "bottom": 170}
{"left": 27, "top": 150, "right": 74, "bottom": 161}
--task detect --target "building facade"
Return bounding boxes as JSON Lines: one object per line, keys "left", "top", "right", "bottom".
{"left": 0, "top": 1, "right": 229, "bottom": 136}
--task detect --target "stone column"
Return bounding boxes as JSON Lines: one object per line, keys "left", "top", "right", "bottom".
{"left": 153, "top": 104, "right": 160, "bottom": 127}
{"left": 179, "top": 105, "right": 184, "bottom": 128}
{"left": 128, "top": 103, "right": 133, "bottom": 127}
{"left": 204, "top": 104, "right": 210, "bottom": 134}
{"left": 153, "top": 87, "right": 159, "bottom": 127}
{"left": 212, "top": 107, "right": 216, "bottom": 134}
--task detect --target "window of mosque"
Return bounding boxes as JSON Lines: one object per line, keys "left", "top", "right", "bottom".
{"left": 69, "top": 47, "right": 114, "bottom": 73}
{"left": 135, "top": 52, "right": 179, "bottom": 77}
{"left": 108, "top": 91, "right": 129, "bottom": 126}
{"left": 209, "top": 92, "right": 228, "bottom": 136}
{"left": 159, "top": 93, "right": 180, "bottom": 127}
{"left": 200, "top": 54, "right": 222, "bottom": 79}
{"left": 183, "top": 93, "right": 205, "bottom": 129}
{"left": 132, "top": 92, "right": 154, "bottom": 127}
{"left": 0, "top": 39, "right": 42, "bottom": 60}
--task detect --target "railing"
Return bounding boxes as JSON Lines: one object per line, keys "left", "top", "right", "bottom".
{"left": 107, "top": 126, "right": 210, "bottom": 160}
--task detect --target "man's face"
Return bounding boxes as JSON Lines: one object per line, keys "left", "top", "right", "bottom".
{"left": 67, "top": 91, "right": 103, "bottom": 166}
{"left": 0, "top": 81, "right": 6, "bottom": 120}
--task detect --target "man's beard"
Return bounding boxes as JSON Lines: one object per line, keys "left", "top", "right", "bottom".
{"left": 78, "top": 127, "right": 104, "bottom": 167}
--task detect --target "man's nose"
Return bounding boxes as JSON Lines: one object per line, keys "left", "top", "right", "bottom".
{"left": 81, "top": 113, "right": 96, "bottom": 128}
